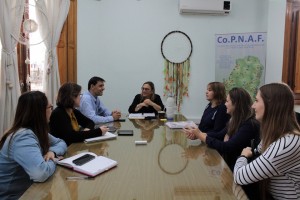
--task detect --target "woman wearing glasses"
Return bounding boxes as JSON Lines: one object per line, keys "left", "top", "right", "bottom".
{"left": 49, "top": 83, "right": 108, "bottom": 146}
{"left": 128, "top": 81, "right": 165, "bottom": 114}
{"left": 0, "top": 91, "right": 67, "bottom": 199}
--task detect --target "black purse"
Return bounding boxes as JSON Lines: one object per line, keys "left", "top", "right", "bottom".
{"left": 250, "top": 139, "right": 261, "bottom": 160}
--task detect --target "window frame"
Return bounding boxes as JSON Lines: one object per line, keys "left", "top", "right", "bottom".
{"left": 282, "top": 0, "right": 300, "bottom": 104}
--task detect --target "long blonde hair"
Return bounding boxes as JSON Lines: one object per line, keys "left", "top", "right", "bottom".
{"left": 259, "top": 83, "right": 300, "bottom": 152}
{"left": 258, "top": 83, "right": 300, "bottom": 199}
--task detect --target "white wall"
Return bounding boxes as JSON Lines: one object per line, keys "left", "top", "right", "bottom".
{"left": 265, "top": 0, "right": 286, "bottom": 84}
{"left": 265, "top": 0, "right": 300, "bottom": 112}
{"left": 77, "top": 0, "right": 286, "bottom": 120}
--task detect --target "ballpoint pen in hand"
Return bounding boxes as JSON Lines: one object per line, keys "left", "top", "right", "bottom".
{"left": 66, "top": 176, "right": 94, "bottom": 181}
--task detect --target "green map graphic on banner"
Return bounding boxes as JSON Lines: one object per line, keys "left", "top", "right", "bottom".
{"left": 223, "top": 56, "right": 264, "bottom": 100}
{"left": 215, "top": 32, "right": 267, "bottom": 100}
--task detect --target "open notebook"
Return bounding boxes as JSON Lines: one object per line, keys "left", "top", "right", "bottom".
{"left": 57, "top": 152, "right": 117, "bottom": 177}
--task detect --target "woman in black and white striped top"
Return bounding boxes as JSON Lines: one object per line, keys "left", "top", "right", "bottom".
{"left": 234, "top": 83, "right": 300, "bottom": 200}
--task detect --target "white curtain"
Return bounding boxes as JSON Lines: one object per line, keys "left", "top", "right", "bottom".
{"left": 0, "top": 0, "right": 24, "bottom": 138}
{"left": 36, "top": 0, "right": 70, "bottom": 105}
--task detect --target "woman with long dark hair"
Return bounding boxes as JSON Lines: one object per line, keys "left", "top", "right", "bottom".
{"left": 234, "top": 83, "right": 300, "bottom": 199}
{"left": 50, "top": 82, "right": 108, "bottom": 146}
{"left": 184, "top": 87, "right": 260, "bottom": 170}
{"left": 184, "top": 87, "right": 260, "bottom": 199}
{"left": 0, "top": 91, "right": 67, "bottom": 199}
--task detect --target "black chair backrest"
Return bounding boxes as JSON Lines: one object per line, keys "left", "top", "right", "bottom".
{"left": 295, "top": 112, "right": 300, "bottom": 125}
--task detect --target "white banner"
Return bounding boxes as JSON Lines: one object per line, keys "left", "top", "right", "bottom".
{"left": 215, "top": 32, "right": 267, "bottom": 99}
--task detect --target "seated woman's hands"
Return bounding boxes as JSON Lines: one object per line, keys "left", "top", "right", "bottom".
{"left": 183, "top": 126, "right": 198, "bottom": 140}
{"left": 143, "top": 99, "right": 153, "bottom": 106}
{"left": 240, "top": 147, "right": 252, "bottom": 158}
{"left": 135, "top": 102, "right": 147, "bottom": 111}
{"left": 44, "top": 151, "right": 56, "bottom": 162}
{"left": 224, "top": 134, "right": 229, "bottom": 142}
{"left": 183, "top": 126, "right": 207, "bottom": 142}
{"left": 100, "top": 126, "right": 109, "bottom": 135}
{"left": 143, "top": 99, "right": 162, "bottom": 111}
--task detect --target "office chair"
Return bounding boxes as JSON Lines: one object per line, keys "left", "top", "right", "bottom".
{"left": 295, "top": 112, "right": 300, "bottom": 125}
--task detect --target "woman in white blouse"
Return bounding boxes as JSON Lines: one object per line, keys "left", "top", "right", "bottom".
{"left": 234, "top": 83, "right": 300, "bottom": 200}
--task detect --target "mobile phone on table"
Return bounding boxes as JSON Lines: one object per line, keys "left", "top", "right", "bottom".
{"left": 72, "top": 154, "right": 95, "bottom": 166}
{"left": 117, "top": 130, "right": 134, "bottom": 136}
{"left": 115, "top": 119, "right": 126, "bottom": 122}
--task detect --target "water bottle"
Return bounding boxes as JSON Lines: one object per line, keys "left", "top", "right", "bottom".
{"left": 166, "top": 96, "right": 176, "bottom": 120}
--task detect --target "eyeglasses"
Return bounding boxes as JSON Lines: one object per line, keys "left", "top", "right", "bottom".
{"left": 74, "top": 93, "right": 83, "bottom": 98}
{"left": 47, "top": 105, "right": 53, "bottom": 111}
{"left": 141, "top": 87, "right": 150, "bottom": 91}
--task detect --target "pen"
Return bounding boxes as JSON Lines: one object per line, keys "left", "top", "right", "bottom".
{"left": 66, "top": 176, "right": 94, "bottom": 181}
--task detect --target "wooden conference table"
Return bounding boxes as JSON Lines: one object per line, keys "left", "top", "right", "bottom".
{"left": 20, "top": 114, "right": 247, "bottom": 200}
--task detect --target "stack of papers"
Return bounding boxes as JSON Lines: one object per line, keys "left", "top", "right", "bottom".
{"left": 165, "top": 121, "right": 197, "bottom": 129}
{"left": 128, "top": 113, "right": 155, "bottom": 119}
{"left": 84, "top": 132, "right": 117, "bottom": 143}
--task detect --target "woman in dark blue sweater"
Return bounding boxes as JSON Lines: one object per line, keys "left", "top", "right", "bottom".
{"left": 185, "top": 87, "right": 260, "bottom": 199}
{"left": 198, "top": 82, "right": 230, "bottom": 135}
{"left": 184, "top": 87, "right": 260, "bottom": 170}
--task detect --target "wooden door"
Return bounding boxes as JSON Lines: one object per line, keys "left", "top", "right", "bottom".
{"left": 57, "top": 0, "right": 77, "bottom": 84}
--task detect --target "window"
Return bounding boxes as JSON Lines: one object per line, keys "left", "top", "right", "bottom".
{"left": 282, "top": 0, "right": 300, "bottom": 104}
{"left": 27, "top": 0, "right": 46, "bottom": 91}
{"left": 17, "top": 0, "right": 77, "bottom": 92}
{"left": 18, "top": 0, "right": 46, "bottom": 92}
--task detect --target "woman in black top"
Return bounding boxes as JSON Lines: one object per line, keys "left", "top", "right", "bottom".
{"left": 128, "top": 81, "right": 164, "bottom": 114}
{"left": 184, "top": 87, "right": 260, "bottom": 199}
{"left": 198, "top": 82, "right": 230, "bottom": 135}
{"left": 184, "top": 87, "right": 260, "bottom": 170}
{"left": 49, "top": 83, "right": 108, "bottom": 146}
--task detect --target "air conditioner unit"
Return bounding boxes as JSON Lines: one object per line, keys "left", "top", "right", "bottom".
{"left": 179, "top": 0, "right": 231, "bottom": 15}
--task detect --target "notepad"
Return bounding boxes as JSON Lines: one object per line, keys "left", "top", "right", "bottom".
{"left": 165, "top": 121, "right": 197, "bottom": 129}
{"left": 128, "top": 113, "right": 155, "bottom": 119}
{"left": 57, "top": 152, "right": 118, "bottom": 177}
{"left": 84, "top": 132, "right": 117, "bottom": 143}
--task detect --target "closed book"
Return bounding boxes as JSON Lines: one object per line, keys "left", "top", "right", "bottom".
{"left": 57, "top": 152, "right": 117, "bottom": 177}
{"left": 84, "top": 132, "right": 117, "bottom": 143}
